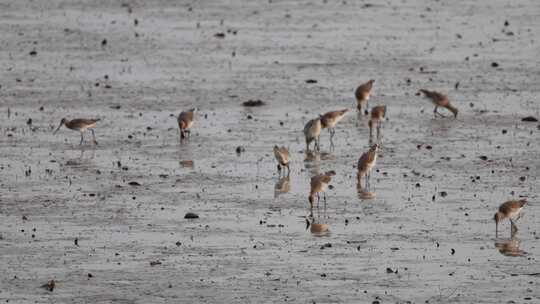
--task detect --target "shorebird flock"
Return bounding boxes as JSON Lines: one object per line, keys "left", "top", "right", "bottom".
{"left": 52, "top": 79, "right": 528, "bottom": 237}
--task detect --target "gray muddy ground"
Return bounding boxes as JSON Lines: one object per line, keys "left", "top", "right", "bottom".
{"left": 1, "top": 0, "right": 540, "bottom": 303}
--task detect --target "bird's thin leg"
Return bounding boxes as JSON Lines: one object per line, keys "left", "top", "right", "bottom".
{"left": 377, "top": 123, "right": 381, "bottom": 140}
{"left": 316, "top": 136, "right": 320, "bottom": 151}
{"left": 80, "top": 132, "right": 84, "bottom": 145}
{"left": 90, "top": 129, "right": 97, "bottom": 145}
{"left": 286, "top": 164, "right": 290, "bottom": 176}
{"left": 317, "top": 193, "right": 320, "bottom": 208}
{"left": 323, "top": 192, "right": 326, "bottom": 203}
{"left": 277, "top": 164, "right": 281, "bottom": 175}
{"left": 365, "top": 101, "right": 370, "bottom": 115}
{"left": 510, "top": 219, "right": 518, "bottom": 231}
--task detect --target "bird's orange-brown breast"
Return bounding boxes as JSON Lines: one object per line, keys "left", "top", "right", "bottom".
{"left": 358, "top": 151, "right": 377, "bottom": 172}
{"left": 499, "top": 200, "right": 526, "bottom": 216}
{"left": 355, "top": 80, "right": 374, "bottom": 101}
{"left": 178, "top": 111, "right": 194, "bottom": 129}
{"left": 370, "top": 105, "right": 386, "bottom": 120}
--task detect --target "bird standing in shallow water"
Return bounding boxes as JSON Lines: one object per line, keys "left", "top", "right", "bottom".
{"left": 494, "top": 199, "right": 527, "bottom": 237}
{"left": 418, "top": 89, "right": 458, "bottom": 118}
{"left": 355, "top": 79, "right": 375, "bottom": 114}
{"left": 309, "top": 170, "right": 335, "bottom": 209}
{"left": 177, "top": 108, "right": 197, "bottom": 140}
{"left": 368, "top": 105, "right": 386, "bottom": 142}
{"left": 357, "top": 144, "right": 379, "bottom": 191}
{"left": 53, "top": 118, "right": 100, "bottom": 145}
{"left": 303, "top": 117, "right": 322, "bottom": 152}
{"left": 273, "top": 145, "right": 290, "bottom": 176}
{"left": 320, "top": 109, "right": 348, "bottom": 148}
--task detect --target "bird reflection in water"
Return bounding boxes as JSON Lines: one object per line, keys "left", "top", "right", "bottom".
{"left": 65, "top": 148, "right": 95, "bottom": 167}
{"left": 495, "top": 231, "right": 527, "bottom": 257}
{"left": 306, "top": 205, "right": 330, "bottom": 237}
{"left": 274, "top": 175, "right": 290, "bottom": 198}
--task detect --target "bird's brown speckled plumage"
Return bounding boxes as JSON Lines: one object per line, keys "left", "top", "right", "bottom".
{"left": 178, "top": 108, "right": 197, "bottom": 139}
{"left": 308, "top": 170, "right": 336, "bottom": 208}
{"left": 494, "top": 199, "right": 527, "bottom": 237}
{"left": 357, "top": 144, "right": 379, "bottom": 190}
{"left": 355, "top": 79, "right": 375, "bottom": 112}
{"left": 419, "top": 89, "right": 458, "bottom": 118}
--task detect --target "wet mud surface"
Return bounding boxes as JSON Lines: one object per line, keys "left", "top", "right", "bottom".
{"left": 1, "top": 0, "right": 540, "bottom": 303}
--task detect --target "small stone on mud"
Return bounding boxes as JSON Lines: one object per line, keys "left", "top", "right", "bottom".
{"left": 519, "top": 176, "right": 526, "bottom": 181}
{"left": 242, "top": 99, "right": 265, "bottom": 107}
{"left": 305, "top": 79, "right": 317, "bottom": 84}
{"left": 88, "top": 273, "right": 93, "bottom": 278}
{"left": 184, "top": 212, "right": 199, "bottom": 219}
{"left": 521, "top": 116, "right": 538, "bottom": 122}
{"left": 451, "top": 248, "right": 455, "bottom": 255}
{"left": 150, "top": 260, "right": 162, "bottom": 266}
{"left": 479, "top": 155, "right": 488, "bottom": 160}
{"left": 491, "top": 62, "right": 499, "bottom": 67}
{"left": 502, "top": 129, "right": 507, "bottom": 134}
{"left": 101, "top": 39, "right": 107, "bottom": 46}
{"left": 29, "top": 50, "right": 37, "bottom": 56}
{"left": 440, "top": 191, "right": 447, "bottom": 197}
{"left": 175, "top": 241, "right": 182, "bottom": 246}
{"left": 128, "top": 181, "right": 141, "bottom": 186}
{"left": 247, "top": 115, "right": 253, "bottom": 119}
{"left": 214, "top": 32, "right": 225, "bottom": 38}
{"left": 386, "top": 267, "right": 394, "bottom": 273}
{"left": 236, "top": 146, "right": 245, "bottom": 154}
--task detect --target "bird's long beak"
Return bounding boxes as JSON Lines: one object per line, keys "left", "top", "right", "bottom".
{"left": 53, "top": 122, "right": 63, "bottom": 135}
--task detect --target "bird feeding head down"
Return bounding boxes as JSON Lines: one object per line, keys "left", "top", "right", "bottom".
{"left": 53, "top": 118, "right": 67, "bottom": 134}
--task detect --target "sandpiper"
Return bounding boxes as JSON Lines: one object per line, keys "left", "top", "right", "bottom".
{"left": 355, "top": 79, "right": 375, "bottom": 114}
{"left": 357, "top": 144, "right": 379, "bottom": 191}
{"left": 273, "top": 145, "right": 290, "bottom": 175}
{"left": 368, "top": 105, "right": 386, "bottom": 141}
{"left": 320, "top": 109, "right": 349, "bottom": 147}
{"left": 494, "top": 199, "right": 527, "bottom": 237}
{"left": 308, "top": 170, "right": 336, "bottom": 209}
{"left": 418, "top": 89, "right": 458, "bottom": 118}
{"left": 53, "top": 118, "right": 100, "bottom": 145}
{"left": 303, "top": 117, "right": 322, "bottom": 152}
{"left": 177, "top": 108, "right": 197, "bottom": 139}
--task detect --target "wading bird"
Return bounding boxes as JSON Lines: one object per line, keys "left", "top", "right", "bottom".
{"left": 308, "top": 170, "right": 336, "bottom": 209}
{"left": 494, "top": 199, "right": 527, "bottom": 237}
{"left": 178, "top": 108, "right": 197, "bottom": 140}
{"left": 320, "top": 109, "right": 348, "bottom": 147}
{"left": 368, "top": 105, "right": 386, "bottom": 142}
{"left": 273, "top": 145, "right": 290, "bottom": 175}
{"left": 303, "top": 117, "right": 322, "bottom": 152}
{"left": 53, "top": 118, "right": 100, "bottom": 145}
{"left": 355, "top": 79, "right": 375, "bottom": 114}
{"left": 418, "top": 89, "right": 458, "bottom": 118}
{"left": 357, "top": 144, "right": 379, "bottom": 191}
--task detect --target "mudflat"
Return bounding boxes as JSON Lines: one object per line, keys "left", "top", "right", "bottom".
{"left": 1, "top": 0, "right": 539, "bottom": 303}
